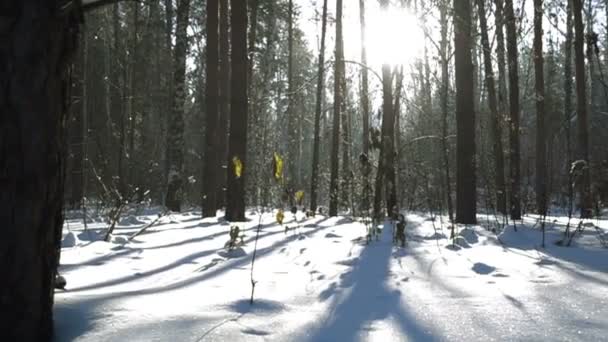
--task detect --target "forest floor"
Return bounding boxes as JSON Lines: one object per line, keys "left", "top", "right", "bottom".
{"left": 55, "top": 208, "right": 608, "bottom": 341}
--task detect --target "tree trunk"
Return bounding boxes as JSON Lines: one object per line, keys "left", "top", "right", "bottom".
{"left": 310, "top": 0, "right": 328, "bottom": 213}
{"left": 286, "top": 0, "right": 297, "bottom": 188}
{"left": 564, "top": 0, "right": 574, "bottom": 216}
{"left": 329, "top": 0, "right": 343, "bottom": 217}
{"left": 495, "top": 0, "right": 508, "bottom": 214}
{"left": 477, "top": 0, "right": 506, "bottom": 216}
{"left": 454, "top": 0, "right": 477, "bottom": 224}
{"left": 505, "top": 0, "right": 522, "bottom": 219}
{"left": 0, "top": 2, "right": 79, "bottom": 340}
{"left": 440, "top": 0, "right": 455, "bottom": 225}
{"left": 226, "top": 0, "right": 249, "bottom": 221}
{"left": 572, "top": 0, "right": 593, "bottom": 218}
{"left": 203, "top": 0, "right": 219, "bottom": 217}
{"left": 533, "top": 0, "right": 547, "bottom": 215}
{"left": 165, "top": 0, "right": 190, "bottom": 212}
{"left": 217, "top": 0, "right": 230, "bottom": 209}
{"left": 359, "top": 0, "right": 370, "bottom": 156}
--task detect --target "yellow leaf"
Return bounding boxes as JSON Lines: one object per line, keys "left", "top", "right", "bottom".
{"left": 273, "top": 152, "right": 284, "bottom": 181}
{"left": 276, "top": 209, "right": 284, "bottom": 225}
{"left": 295, "top": 190, "right": 304, "bottom": 204}
{"left": 233, "top": 156, "right": 243, "bottom": 178}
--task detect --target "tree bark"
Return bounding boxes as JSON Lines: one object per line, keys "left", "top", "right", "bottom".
{"left": 440, "top": 0, "right": 455, "bottom": 225}
{"left": 165, "top": 0, "right": 190, "bottom": 212}
{"left": 359, "top": 0, "right": 370, "bottom": 156}
{"left": 572, "top": 0, "right": 593, "bottom": 218}
{"left": 329, "top": 0, "right": 343, "bottom": 217}
{"left": 564, "top": 0, "right": 574, "bottom": 216}
{"left": 454, "top": 0, "right": 477, "bottom": 224}
{"left": 0, "top": 1, "right": 79, "bottom": 340}
{"left": 477, "top": 0, "right": 506, "bottom": 216}
{"left": 310, "top": 0, "right": 328, "bottom": 213}
{"left": 217, "top": 0, "right": 230, "bottom": 208}
{"left": 505, "top": 0, "right": 522, "bottom": 219}
{"left": 203, "top": 0, "right": 219, "bottom": 217}
{"left": 226, "top": 0, "right": 248, "bottom": 221}
{"left": 533, "top": 0, "right": 547, "bottom": 215}
{"left": 495, "top": 0, "right": 508, "bottom": 214}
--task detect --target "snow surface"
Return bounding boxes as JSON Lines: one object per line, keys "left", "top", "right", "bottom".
{"left": 55, "top": 210, "right": 608, "bottom": 341}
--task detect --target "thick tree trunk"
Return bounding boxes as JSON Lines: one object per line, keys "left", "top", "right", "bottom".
{"left": 477, "top": 0, "right": 506, "bottom": 216}
{"left": 226, "top": 0, "right": 248, "bottom": 221}
{"left": 310, "top": 0, "right": 328, "bottom": 213}
{"left": 505, "top": 0, "right": 522, "bottom": 219}
{"left": 286, "top": 0, "right": 297, "bottom": 188}
{"left": 381, "top": 64, "right": 396, "bottom": 216}
{"left": 0, "top": 1, "right": 79, "bottom": 340}
{"left": 203, "top": 0, "right": 219, "bottom": 217}
{"left": 217, "top": 0, "right": 230, "bottom": 209}
{"left": 454, "top": 0, "right": 477, "bottom": 224}
{"left": 533, "top": 0, "right": 547, "bottom": 215}
{"left": 328, "top": 0, "right": 343, "bottom": 217}
{"left": 165, "top": 0, "right": 190, "bottom": 212}
{"left": 572, "top": 0, "right": 593, "bottom": 218}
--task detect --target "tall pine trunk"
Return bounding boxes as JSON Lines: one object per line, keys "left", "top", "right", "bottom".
{"left": 572, "top": 0, "right": 593, "bottom": 218}
{"left": 226, "top": 0, "right": 248, "bottom": 221}
{"left": 329, "top": 0, "right": 343, "bottom": 217}
{"left": 454, "top": 0, "right": 477, "bottom": 224}
{"left": 203, "top": 0, "right": 219, "bottom": 217}
{"left": 495, "top": 0, "right": 508, "bottom": 214}
{"left": 165, "top": 0, "right": 190, "bottom": 212}
{"left": 505, "top": 0, "right": 522, "bottom": 219}
{"left": 217, "top": 0, "right": 230, "bottom": 208}
{"left": 359, "top": 0, "right": 370, "bottom": 156}
{"left": 310, "top": 0, "right": 328, "bottom": 213}
{"left": 440, "top": 0, "right": 454, "bottom": 225}
{"left": 533, "top": 0, "right": 547, "bottom": 215}
{"left": 477, "top": 0, "right": 506, "bottom": 216}
{"left": 0, "top": 2, "right": 79, "bottom": 339}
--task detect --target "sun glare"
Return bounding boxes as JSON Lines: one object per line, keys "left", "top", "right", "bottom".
{"left": 365, "top": 8, "right": 425, "bottom": 67}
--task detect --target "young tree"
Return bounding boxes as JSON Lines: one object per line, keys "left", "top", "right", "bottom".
{"left": 533, "top": 0, "right": 547, "bottom": 215}
{"left": 454, "top": 0, "right": 477, "bottom": 224}
{"left": 203, "top": 0, "right": 219, "bottom": 217}
{"left": 572, "top": 0, "right": 593, "bottom": 218}
{"left": 226, "top": 0, "right": 249, "bottom": 221}
{"left": 310, "top": 0, "right": 329, "bottom": 213}
{"left": 329, "top": 0, "right": 344, "bottom": 216}
{"left": 165, "top": 0, "right": 191, "bottom": 212}
{"left": 477, "top": 0, "right": 506, "bottom": 216}
{"left": 505, "top": 0, "right": 522, "bottom": 220}
{"left": 0, "top": 1, "right": 80, "bottom": 340}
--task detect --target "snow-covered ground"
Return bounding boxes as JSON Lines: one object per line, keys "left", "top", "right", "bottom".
{"left": 55, "top": 209, "right": 608, "bottom": 341}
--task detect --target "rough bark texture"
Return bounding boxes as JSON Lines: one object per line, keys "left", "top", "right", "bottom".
{"left": 572, "top": 0, "right": 593, "bottom": 218}
{"left": 226, "top": 0, "right": 248, "bottom": 221}
{"left": 310, "top": 0, "right": 328, "bottom": 213}
{"left": 381, "top": 64, "right": 396, "bottom": 216}
{"left": 0, "top": 1, "right": 79, "bottom": 340}
{"left": 203, "top": 0, "right": 219, "bottom": 217}
{"left": 505, "top": 0, "right": 522, "bottom": 220}
{"left": 564, "top": 0, "right": 574, "bottom": 216}
{"left": 477, "top": 0, "right": 506, "bottom": 216}
{"left": 328, "top": 0, "right": 343, "bottom": 217}
{"left": 533, "top": 0, "right": 547, "bottom": 215}
{"left": 454, "top": 0, "right": 477, "bottom": 224}
{"left": 165, "top": 0, "right": 190, "bottom": 212}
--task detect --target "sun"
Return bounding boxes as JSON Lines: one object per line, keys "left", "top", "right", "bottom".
{"left": 365, "top": 7, "right": 425, "bottom": 68}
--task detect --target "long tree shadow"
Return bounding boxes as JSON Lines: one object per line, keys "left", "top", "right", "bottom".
{"left": 305, "top": 221, "right": 437, "bottom": 342}
{"left": 62, "top": 217, "right": 336, "bottom": 294}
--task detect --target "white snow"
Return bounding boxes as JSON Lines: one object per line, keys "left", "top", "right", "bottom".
{"left": 55, "top": 210, "right": 608, "bottom": 341}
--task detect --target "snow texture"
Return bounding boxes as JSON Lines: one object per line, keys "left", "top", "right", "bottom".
{"left": 55, "top": 210, "right": 608, "bottom": 341}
